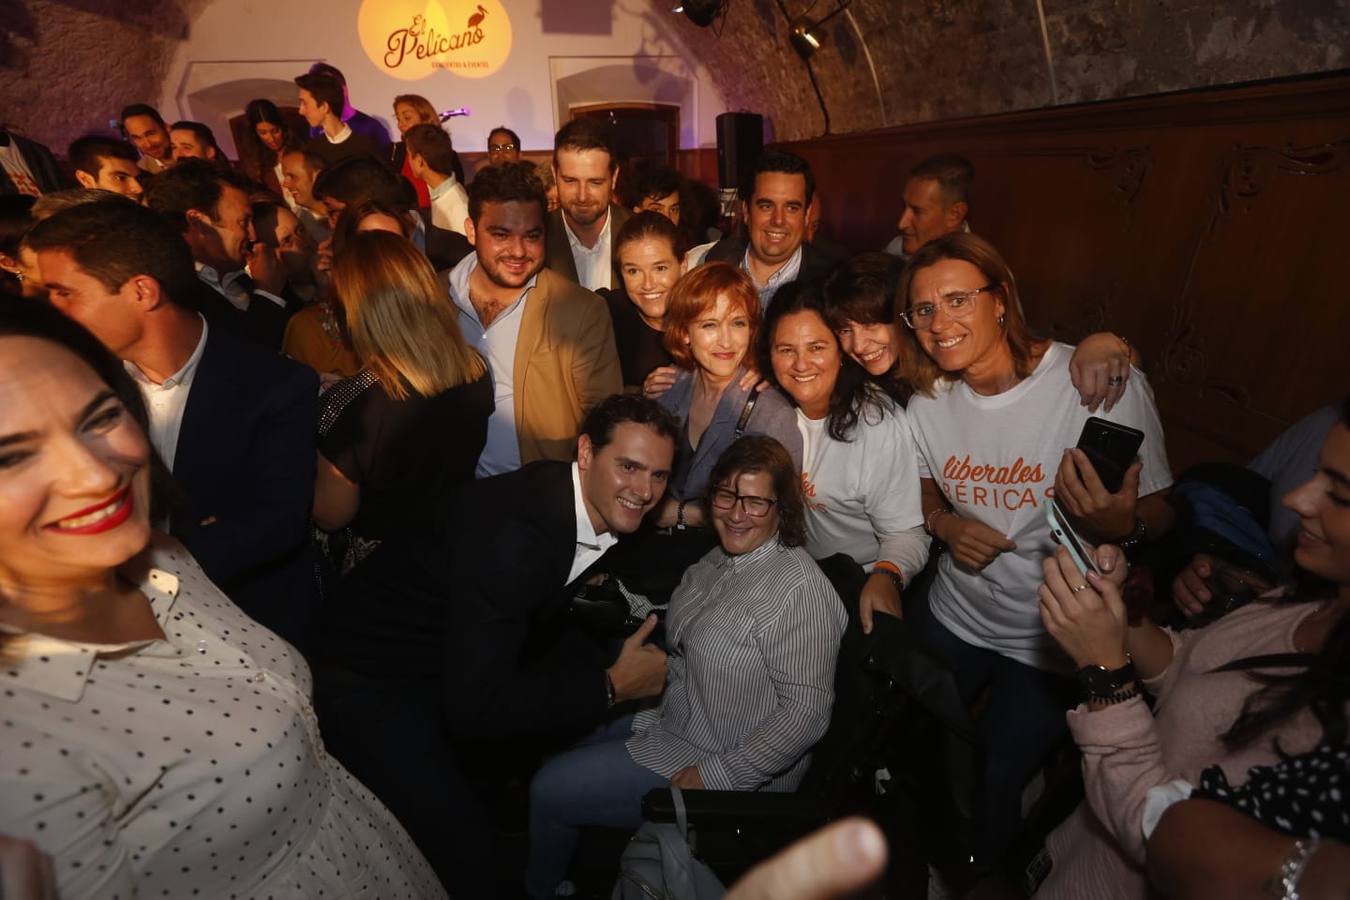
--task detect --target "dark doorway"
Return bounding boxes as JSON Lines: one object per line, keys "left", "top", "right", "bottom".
{"left": 569, "top": 103, "right": 678, "bottom": 172}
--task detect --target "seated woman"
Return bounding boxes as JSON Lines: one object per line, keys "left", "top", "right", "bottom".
{"left": 761, "top": 279, "right": 930, "bottom": 633}
{"left": 603, "top": 210, "right": 684, "bottom": 389}
{"left": 526, "top": 435, "right": 847, "bottom": 898}
{"left": 822, "top": 250, "right": 1138, "bottom": 411}
{"left": 896, "top": 232, "right": 1174, "bottom": 869}
{"left": 0, "top": 301, "right": 443, "bottom": 899}
{"left": 602, "top": 262, "right": 800, "bottom": 605}
{"left": 313, "top": 229, "right": 492, "bottom": 574}
{"left": 1034, "top": 400, "right": 1350, "bottom": 899}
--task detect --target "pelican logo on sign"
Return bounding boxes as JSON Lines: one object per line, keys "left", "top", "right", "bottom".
{"left": 358, "top": 0, "right": 512, "bottom": 81}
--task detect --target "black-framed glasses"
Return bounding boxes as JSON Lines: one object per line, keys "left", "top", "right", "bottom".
{"left": 900, "top": 284, "right": 998, "bottom": 330}
{"left": 709, "top": 487, "right": 777, "bottom": 517}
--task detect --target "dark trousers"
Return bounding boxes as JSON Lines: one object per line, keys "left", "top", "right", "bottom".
{"left": 911, "top": 601, "right": 1077, "bottom": 868}
{"left": 312, "top": 665, "right": 493, "bottom": 897}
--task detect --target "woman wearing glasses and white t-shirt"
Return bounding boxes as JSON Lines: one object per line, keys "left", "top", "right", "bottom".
{"left": 898, "top": 232, "right": 1174, "bottom": 874}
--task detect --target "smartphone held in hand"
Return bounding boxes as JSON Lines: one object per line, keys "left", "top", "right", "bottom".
{"left": 1046, "top": 500, "right": 1102, "bottom": 578}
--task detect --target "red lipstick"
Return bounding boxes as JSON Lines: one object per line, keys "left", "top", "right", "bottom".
{"left": 44, "top": 486, "right": 135, "bottom": 535}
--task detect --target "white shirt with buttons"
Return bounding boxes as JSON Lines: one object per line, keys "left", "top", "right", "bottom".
{"left": 562, "top": 207, "right": 613, "bottom": 291}
{"left": 0, "top": 534, "right": 445, "bottom": 900}
{"left": 123, "top": 314, "right": 208, "bottom": 473}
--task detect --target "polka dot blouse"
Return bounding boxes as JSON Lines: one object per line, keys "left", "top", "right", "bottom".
{"left": 0, "top": 535, "right": 446, "bottom": 900}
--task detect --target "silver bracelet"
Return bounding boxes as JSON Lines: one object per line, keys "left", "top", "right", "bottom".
{"left": 1280, "top": 837, "right": 1320, "bottom": 900}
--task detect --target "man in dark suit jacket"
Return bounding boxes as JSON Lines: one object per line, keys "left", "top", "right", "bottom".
{"left": 0, "top": 130, "right": 69, "bottom": 196}
{"left": 28, "top": 200, "right": 319, "bottom": 646}
{"left": 146, "top": 159, "right": 302, "bottom": 349}
{"left": 544, "top": 118, "right": 631, "bottom": 291}
{"left": 311, "top": 394, "right": 677, "bottom": 892}
{"left": 701, "top": 149, "right": 846, "bottom": 307}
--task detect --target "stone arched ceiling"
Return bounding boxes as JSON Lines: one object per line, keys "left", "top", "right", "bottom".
{"left": 659, "top": 0, "right": 1350, "bottom": 142}
{"left": 0, "top": 0, "right": 215, "bottom": 152}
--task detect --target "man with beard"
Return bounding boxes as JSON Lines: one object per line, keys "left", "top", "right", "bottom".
{"left": 449, "top": 160, "right": 622, "bottom": 476}
{"left": 545, "top": 119, "right": 630, "bottom": 290}
{"left": 119, "top": 103, "right": 173, "bottom": 175}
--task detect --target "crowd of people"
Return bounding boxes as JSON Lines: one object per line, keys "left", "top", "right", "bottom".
{"left": 1, "top": 61, "right": 1347, "bottom": 900}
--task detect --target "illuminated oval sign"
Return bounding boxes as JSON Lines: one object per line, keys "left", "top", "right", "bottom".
{"left": 358, "top": 0, "right": 512, "bottom": 80}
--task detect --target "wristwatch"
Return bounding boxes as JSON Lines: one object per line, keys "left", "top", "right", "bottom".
{"left": 1115, "top": 516, "right": 1148, "bottom": 551}
{"left": 1077, "top": 658, "right": 1136, "bottom": 699}
{"left": 675, "top": 500, "right": 688, "bottom": 531}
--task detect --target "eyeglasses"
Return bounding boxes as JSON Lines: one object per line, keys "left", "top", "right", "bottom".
{"left": 900, "top": 284, "right": 998, "bottom": 330}
{"left": 709, "top": 488, "right": 777, "bottom": 517}
{"left": 488, "top": 143, "right": 518, "bottom": 152}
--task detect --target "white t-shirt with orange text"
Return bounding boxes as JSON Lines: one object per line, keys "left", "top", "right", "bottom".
{"left": 906, "top": 342, "right": 1172, "bottom": 671}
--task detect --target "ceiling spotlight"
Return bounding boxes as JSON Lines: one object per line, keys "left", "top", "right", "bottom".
{"left": 788, "top": 0, "right": 850, "bottom": 59}
{"left": 676, "top": 0, "right": 726, "bottom": 27}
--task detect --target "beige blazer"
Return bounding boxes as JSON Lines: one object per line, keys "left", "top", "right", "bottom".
{"left": 512, "top": 268, "right": 623, "bottom": 465}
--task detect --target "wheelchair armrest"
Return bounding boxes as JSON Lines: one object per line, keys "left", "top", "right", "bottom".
{"left": 641, "top": 788, "right": 832, "bottom": 826}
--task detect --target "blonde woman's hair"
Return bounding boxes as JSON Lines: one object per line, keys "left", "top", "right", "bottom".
{"left": 331, "top": 230, "right": 485, "bottom": 400}
{"left": 393, "top": 94, "right": 439, "bottom": 126}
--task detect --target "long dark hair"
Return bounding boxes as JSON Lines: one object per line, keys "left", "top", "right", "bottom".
{"left": 244, "top": 99, "right": 296, "bottom": 174}
{"left": 1222, "top": 399, "right": 1350, "bottom": 752}
{"left": 821, "top": 251, "right": 912, "bottom": 404}
{"left": 759, "top": 278, "right": 889, "bottom": 442}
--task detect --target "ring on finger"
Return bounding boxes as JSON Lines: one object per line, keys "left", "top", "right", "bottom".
{"left": 1108, "top": 375, "right": 1124, "bottom": 386}
{"left": 1071, "top": 583, "right": 1090, "bottom": 593}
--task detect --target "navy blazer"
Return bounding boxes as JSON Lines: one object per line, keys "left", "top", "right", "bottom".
{"left": 171, "top": 322, "right": 319, "bottom": 644}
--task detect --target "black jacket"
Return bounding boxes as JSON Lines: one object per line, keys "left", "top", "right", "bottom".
{"left": 544, "top": 205, "right": 631, "bottom": 287}
{"left": 170, "top": 321, "right": 319, "bottom": 645}
{"left": 0, "top": 132, "right": 69, "bottom": 196}
{"left": 703, "top": 230, "right": 846, "bottom": 286}
{"left": 319, "top": 460, "right": 612, "bottom": 737}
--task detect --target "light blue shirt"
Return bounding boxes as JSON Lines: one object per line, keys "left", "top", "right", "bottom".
{"left": 741, "top": 243, "right": 802, "bottom": 309}
{"left": 447, "top": 253, "right": 537, "bottom": 477}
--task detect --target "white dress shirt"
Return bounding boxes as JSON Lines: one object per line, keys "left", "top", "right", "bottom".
{"left": 324, "top": 122, "right": 354, "bottom": 145}
{"left": 124, "top": 315, "right": 208, "bottom": 472}
{"left": 447, "top": 252, "right": 535, "bottom": 477}
{"left": 562, "top": 208, "right": 613, "bottom": 291}
{"left": 0, "top": 535, "right": 445, "bottom": 900}
{"left": 567, "top": 461, "right": 618, "bottom": 584}
{"left": 428, "top": 175, "right": 470, "bottom": 235}
{"left": 195, "top": 262, "right": 286, "bottom": 311}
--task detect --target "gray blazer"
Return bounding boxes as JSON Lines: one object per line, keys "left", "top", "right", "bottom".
{"left": 659, "top": 366, "right": 803, "bottom": 501}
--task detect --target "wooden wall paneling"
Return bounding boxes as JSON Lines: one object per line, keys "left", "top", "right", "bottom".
{"left": 775, "top": 75, "right": 1350, "bottom": 469}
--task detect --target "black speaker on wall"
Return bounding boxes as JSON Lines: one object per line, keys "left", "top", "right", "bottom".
{"left": 715, "top": 112, "right": 764, "bottom": 193}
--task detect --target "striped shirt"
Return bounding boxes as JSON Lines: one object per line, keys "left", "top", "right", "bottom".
{"left": 626, "top": 539, "right": 846, "bottom": 791}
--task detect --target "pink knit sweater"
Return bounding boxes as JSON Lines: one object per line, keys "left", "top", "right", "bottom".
{"left": 1036, "top": 599, "right": 1335, "bottom": 899}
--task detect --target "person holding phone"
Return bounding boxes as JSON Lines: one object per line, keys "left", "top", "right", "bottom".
{"left": 898, "top": 233, "right": 1174, "bottom": 873}
{"left": 1033, "top": 398, "right": 1350, "bottom": 898}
